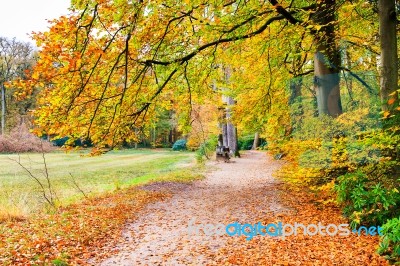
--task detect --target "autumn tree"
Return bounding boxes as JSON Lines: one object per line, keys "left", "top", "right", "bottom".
{"left": 378, "top": 0, "right": 398, "bottom": 113}
{"left": 312, "top": 0, "right": 342, "bottom": 117}
{"left": 17, "top": 0, "right": 374, "bottom": 149}
{"left": 0, "top": 37, "right": 34, "bottom": 135}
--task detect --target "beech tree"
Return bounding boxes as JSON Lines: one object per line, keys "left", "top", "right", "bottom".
{"left": 378, "top": 0, "right": 398, "bottom": 113}
{"left": 17, "top": 0, "right": 375, "bottom": 148}
{"left": 312, "top": 0, "right": 342, "bottom": 117}
{"left": 0, "top": 37, "right": 33, "bottom": 135}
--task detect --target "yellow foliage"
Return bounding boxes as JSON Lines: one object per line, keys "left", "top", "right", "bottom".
{"left": 186, "top": 104, "right": 219, "bottom": 150}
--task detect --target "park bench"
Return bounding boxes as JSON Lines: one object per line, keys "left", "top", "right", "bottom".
{"left": 216, "top": 145, "right": 230, "bottom": 162}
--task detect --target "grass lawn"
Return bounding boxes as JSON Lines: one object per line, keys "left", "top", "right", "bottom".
{"left": 0, "top": 149, "right": 196, "bottom": 218}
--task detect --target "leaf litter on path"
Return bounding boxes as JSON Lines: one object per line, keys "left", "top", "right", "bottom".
{"left": 99, "top": 151, "right": 387, "bottom": 265}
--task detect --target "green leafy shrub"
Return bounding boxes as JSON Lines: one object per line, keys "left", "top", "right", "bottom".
{"left": 335, "top": 171, "right": 400, "bottom": 227}
{"left": 238, "top": 135, "right": 267, "bottom": 150}
{"left": 52, "top": 136, "right": 69, "bottom": 147}
{"left": 378, "top": 217, "right": 400, "bottom": 263}
{"left": 331, "top": 127, "right": 400, "bottom": 262}
{"left": 195, "top": 135, "right": 218, "bottom": 162}
{"left": 278, "top": 108, "right": 383, "bottom": 185}
{"left": 279, "top": 90, "right": 400, "bottom": 262}
{"left": 172, "top": 139, "right": 187, "bottom": 151}
{"left": 292, "top": 115, "right": 343, "bottom": 141}
{"left": 238, "top": 135, "right": 255, "bottom": 150}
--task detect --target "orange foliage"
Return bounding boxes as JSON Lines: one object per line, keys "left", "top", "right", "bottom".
{"left": 0, "top": 188, "right": 166, "bottom": 265}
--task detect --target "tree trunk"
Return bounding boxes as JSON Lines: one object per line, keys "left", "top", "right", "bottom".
{"left": 226, "top": 122, "right": 237, "bottom": 155}
{"left": 152, "top": 127, "right": 156, "bottom": 147}
{"left": 312, "top": 0, "right": 342, "bottom": 117}
{"left": 289, "top": 76, "right": 303, "bottom": 104}
{"left": 252, "top": 132, "right": 260, "bottom": 150}
{"left": 218, "top": 134, "right": 223, "bottom": 146}
{"left": 222, "top": 96, "right": 238, "bottom": 156}
{"left": 222, "top": 123, "right": 228, "bottom": 147}
{"left": 379, "top": 0, "right": 398, "bottom": 111}
{"left": 217, "top": 67, "right": 239, "bottom": 156}
{"left": 1, "top": 84, "right": 5, "bottom": 135}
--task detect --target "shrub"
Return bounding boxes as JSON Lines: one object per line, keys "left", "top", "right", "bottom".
{"left": 172, "top": 139, "right": 187, "bottom": 151}
{"left": 331, "top": 128, "right": 400, "bottom": 263}
{"left": 378, "top": 217, "right": 400, "bottom": 263}
{"left": 52, "top": 136, "right": 69, "bottom": 147}
{"left": 50, "top": 136, "right": 93, "bottom": 148}
{"left": 0, "top": 124, "right": 54, "bottom": 153}
{"left": 238, "top": 135, "right": 255, "bottom": 150}
{"left": 278, "top": 111, "right": 400, "bottom": 187}
{"left": 186, "top": 137, "right": 200, "bottom": 151}
{"left": 195, "top": 135, "right": 218, "bottom": 162}
{"left": 335, "top": 171, "right": 400, "bottom": 228}
{"left": 238, "top": 135, "right": 267, "bottom": 150}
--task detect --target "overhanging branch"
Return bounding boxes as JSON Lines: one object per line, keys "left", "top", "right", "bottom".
{"left": 141, "top": 14, "right": 289, "bottom": 66}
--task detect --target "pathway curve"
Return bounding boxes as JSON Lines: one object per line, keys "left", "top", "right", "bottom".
{"left": 100, "top": 151, "right": 289, "bottom": 265}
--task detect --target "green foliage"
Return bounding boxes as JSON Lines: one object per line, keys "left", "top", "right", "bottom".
{"left": 331, "top": 127, "right": 400, "bottom": 261}
{"left": 52, "top": 136, "right": 69, "bottom": 147}
{"left": 293, "top": 111, "right": 380, "bottom": 142}
{"left": 279, "top": 92, "right": 400, "bottom": 262}
{"left": 378, "top": 217, "right": 400, "bottom": 263}
{"left": 280, "top": 108, "right": 385, "bottom": 184}
{"left": 50, "top": 136, "right": 93, "bottom": 148}
{"left": 51, "top": 259, "right": 69, "bottom": 266}
{"left": 195, "top": 135, "right": 218, "bottom": 163}
{"left": 237, "top": 134, "right": 266, "bottom": 150}
{"left": 335, "top": 171, "right": 400, "bottom": 227}
{"left": 172, "top": 139, "right": 187, "bottom": 151}
{"left": 293, "top": 115, "right": 343, "bottom": 141}
{"left": 279, "top": 79, "right": 399, "bottom": 181}
{"left": 238, "top": 135, "right": 255, "bottom": 150}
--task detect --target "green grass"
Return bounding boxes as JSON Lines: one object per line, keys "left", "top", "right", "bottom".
{"left": 0, "top": 149, "right": 197, "bottom": 217}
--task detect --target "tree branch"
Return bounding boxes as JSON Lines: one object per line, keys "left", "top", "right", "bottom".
{"left": 142, "top": 14, "right": 288, "bottom": 66}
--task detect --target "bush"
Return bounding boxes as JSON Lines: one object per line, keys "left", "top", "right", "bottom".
{"left": 278, "top": 112, "right": 400, "bottom": 187}
{"left": 186, "top": 135, "right": 202, "bottom": 150}
{"left": 50, "top": 136, "right": 93, "bottom": 147}
{"left": 52, "top": 136, "right": 69, "bottom": 147}
{"left": 195, "top": 135, "right": 218, "bottom": 162}
{"left": 238, "top": 135, "right": 267, "bottom": 150}
{"left": 0, "top": 124, "right": 54, "bottom": 153}
{"left": 335, "top": 171, "right": 400, "bottom": 228}
{"left": 378, "top": 217, "right": 400, "bottom": 263}
{"left": 331, "top": 128, "right": 400, "bottom": 263}
{"left": 238, "top": 135, "right": 254, "bottom": 150}
{"left": 172, "top": 139, "right": 187, "bottom": 151}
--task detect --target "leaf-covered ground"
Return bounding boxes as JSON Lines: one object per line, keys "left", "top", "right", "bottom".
{"left": 99, "top": 151, "right": 388, "bottom": 265}
{"left": 0, "top": 188, "right": 168, "bottom": 265}
{"left": 0, "top": 151, "right": 389, "bottom": 265}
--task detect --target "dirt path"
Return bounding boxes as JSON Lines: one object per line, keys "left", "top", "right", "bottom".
{"left": 100, "top": 151, "right": 289, "bottom": 265}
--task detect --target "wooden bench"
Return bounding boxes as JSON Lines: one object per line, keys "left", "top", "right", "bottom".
{"left": 216, "top": 146, "right": 230, "bottom": 162}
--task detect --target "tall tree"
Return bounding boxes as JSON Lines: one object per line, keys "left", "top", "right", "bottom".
{"left": 17, "top": 0, "right": 353, "bottom": 148}
{"left": 1, "top": 79, "right": 4, "bottom": 134}
{"left": 252, "top": 132, "right": 260, "bottom": 150}
{"left": 0, "top": 37, "right": 33, "bottom": 134}
{"left": 222, "top": 95, "right": 238, "bottom": 156}
{"left": 378, "top": 0, "right": 398, "bottom": 112}
{"left": 312, "top": 0, "right": 342, "bottom": 117}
